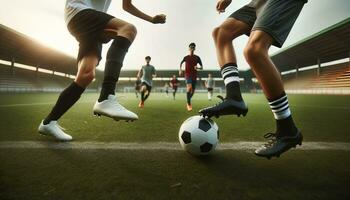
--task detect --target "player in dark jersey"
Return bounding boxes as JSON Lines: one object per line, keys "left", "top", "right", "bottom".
{"left": 199, "top": 0, "right": 307, "bottom": 159}
{"left": 170, "top": 75, "right": 180, "bottom": 100}
{"left": 179, "top": 43, "right": 203, "bottom": 111}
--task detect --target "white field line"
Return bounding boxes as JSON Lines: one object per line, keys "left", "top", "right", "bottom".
{"left": 0, "top": 101, "right": 93, "bottom": 108}
{"left": 0, "top": 141, "right": 349, "bottom": 151}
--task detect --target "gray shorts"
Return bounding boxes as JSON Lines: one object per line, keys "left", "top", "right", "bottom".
{"left": 229, "top": 0, "right": 307, "bottom": 47}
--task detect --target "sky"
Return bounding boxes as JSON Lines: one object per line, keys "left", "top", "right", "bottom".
{"left": 0, "top": 0, "right": 349, "bottom": 71}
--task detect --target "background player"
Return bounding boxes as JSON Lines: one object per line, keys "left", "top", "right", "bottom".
{"left": 205, "top": 73, "right": 214, "bottom": 101}
{"left": 137, "top": 56, "right": 156, "bottom": 108}
{"left": 164, "top": 82, "right": 169, "bottom": 98}
{"left": 170, "top": 75, "right": 180, "bottom": 100}
{"left": 38, "top": 0, "right": 166, "bottom": 141}
{"left": 179, "top": 43, "right": 203, "bottom": 111}
{"left": 199, "top": 0, "right": 307, "bottom": 158}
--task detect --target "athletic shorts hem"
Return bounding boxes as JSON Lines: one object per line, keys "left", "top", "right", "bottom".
{"left": 67, "top": 9, "right": 114, "bottom": 63}
{"left": 141, "top": 82, "right": 152, "bottom": 92}
{"left": 251, "top": 26, "right": 283, "bottom": 48}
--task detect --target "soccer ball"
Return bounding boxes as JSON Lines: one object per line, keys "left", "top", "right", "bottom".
{"left": 178, "top": 115, "right": 219, "bottom": 156}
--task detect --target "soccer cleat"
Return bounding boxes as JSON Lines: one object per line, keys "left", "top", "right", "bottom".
{"left": 187, "top": 104, "right": 193, "bottom": 111}
{"left": 93, "top": 95, "right": 138, "bottom": 121}
{"left": 199, "top": 95, "right": 248, "bottom": 118}
{"left": 38, "top": 120, "right": 72, "bottom": 141}
{"left": 254, "top": 131, "right": 303, "bottom": 159}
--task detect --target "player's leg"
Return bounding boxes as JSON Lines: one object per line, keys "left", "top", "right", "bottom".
{"left": 208, "top": 88, "right": 213, "bottom": 100}
{"left": 245, "top": 30, "right": 302, "bottom": 158}
{"left": 135, "top": 88, "right": 138, "bottom": 98}
{"left": 200, "top": 17, "right": 251, "bottom": 117}
{"left": 93, "top": 18, "right": 138, "bottom": 120}
{"left": 189, "top": 80, "right": 196, "bottom": 99}
{"left": 244, "top": 0, "right": 306, "bottom": 158}
{"left": 186, "top": 82, "right": 193, "bottom": 111}
{"left": 98, "top": 18, "right": 136, "bottom": 101}
{"left": 39, "top": 54, "right": 98, "bottom": 141}
{"left": 143, "top": 85, "right": 152, "bottom": 101}
{"left": 173, "top": 88, "right": 177, "bottom": 100}
{"left": 139, "top": 84, "right": 147, "bottom": 108}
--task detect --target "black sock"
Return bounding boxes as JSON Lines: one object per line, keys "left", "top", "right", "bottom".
{"left": 141, "top": 91, "right": 145, "bottom": 102}
{"left": 268, "top": 93, "right": 298, "bottom": 137}
{"left": 221, "top": 63, "right": 242, "bottom": 101}
{"left": 144, "top": 93, "right": 150, "bottom": 101}
{"left": 98, "top": 36, "right": 131, "bottom": 102}
{"left": 43, "top": 82, "right": 85, "bottom": 124}
{"left": 186, "top": 92, "right": 191, "bottom": 105}
{"left": 190, "top": 91, "right": 194, "bottom": 99}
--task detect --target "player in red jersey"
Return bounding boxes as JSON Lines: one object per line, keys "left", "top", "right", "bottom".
{"left": 170, "top": 75, "right": 180, "bottom": 100}
{"left": 179, "top": 43, "right": 203, "bottom": 111}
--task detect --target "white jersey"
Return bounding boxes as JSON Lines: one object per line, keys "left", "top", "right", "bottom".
{"left": 65, "top": 0, "right": 112, "bottom": 25}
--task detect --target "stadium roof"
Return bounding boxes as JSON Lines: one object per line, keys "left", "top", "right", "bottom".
{"left": 0, "top": 24, "right": 77, "bottom": 75}
{"left": 270, "top": 17, "right": 350, "bottom": 72}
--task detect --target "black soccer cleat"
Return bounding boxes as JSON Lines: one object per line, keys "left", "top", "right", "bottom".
{"left": 254, "top": 131, "right": 303, "bottom": 159}
{"left": 199, "top": 95, "right": 248, "bottom": 118}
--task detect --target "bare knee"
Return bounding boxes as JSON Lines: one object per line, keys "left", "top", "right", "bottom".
{"left": 212, "top": 24, "right": 241, "bottom": 44}
{"left": 244, "top": 41, "right": 268, "bottom": 64}
{"left": 212, "top": 27, "right": 220, "bottom": 40}
{"left": 119, "top": 23, "right": 137, "bottom": 41}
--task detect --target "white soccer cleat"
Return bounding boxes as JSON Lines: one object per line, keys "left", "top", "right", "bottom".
{"left": 93, "top": 94, "right": 139, "bottom": 121}
{"left": 38, "top": 120, "right": 73, "bottom": 141}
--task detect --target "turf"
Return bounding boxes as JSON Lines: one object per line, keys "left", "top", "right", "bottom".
{"left": 1, "top": 149, "right": 349, "bottom": 200}
{"left": 0, "top": 92, "right": 349, "bottom": 142}
{"left": 0, "top": 92, "right": 349, "bottom": 199}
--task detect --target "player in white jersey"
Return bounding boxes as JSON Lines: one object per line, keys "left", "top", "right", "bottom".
{"left": 137, "top": 56, "right": 156, "bottom": 108}
{"left": 205, "top": 73, "right": 214, "bottom": 101}
{"left": 38, "top": 0, "right": 166, "bottom": 141}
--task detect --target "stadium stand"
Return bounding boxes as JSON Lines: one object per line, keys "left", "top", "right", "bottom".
{"left": 1, "top": 16, "right": 349, "bottom": 95}
{"left": 0, "top": 23, "right": 251, "bottom": 93}
{"left": 0, "top": 24, "right": 99, "bottom": 92}
{"left": 267, "top": 17, "right": 350, "bottom": 95}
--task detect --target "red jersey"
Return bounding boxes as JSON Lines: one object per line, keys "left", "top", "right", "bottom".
{"left": 170, "top": 78, "right": 179, "bottom": 89}
{"left": 181, "top": 55, "right": 202, "bottom": 79}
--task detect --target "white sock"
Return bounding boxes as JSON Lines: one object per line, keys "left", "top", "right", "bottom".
{"left": 269, "top": 94, "right": 291, "bottom": 120}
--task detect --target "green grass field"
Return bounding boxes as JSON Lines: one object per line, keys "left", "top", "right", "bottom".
{"left": 0, "top": 92, "right": 350, "bottom": 199}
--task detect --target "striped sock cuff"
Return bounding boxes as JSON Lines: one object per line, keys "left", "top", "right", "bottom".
{"left": 221, "top": 63, "right": 239, "bottom": 85}
{"left": 269, "top": 94, "right": 291, "bottom": 120}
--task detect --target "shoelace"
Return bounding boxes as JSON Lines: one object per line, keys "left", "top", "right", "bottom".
{"left": 263, "top": 132, "right": 277, "bottom": 147}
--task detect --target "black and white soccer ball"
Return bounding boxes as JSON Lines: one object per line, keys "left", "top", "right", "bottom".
{"left": 178, "top": 115, "right": 219, "bottom": 156}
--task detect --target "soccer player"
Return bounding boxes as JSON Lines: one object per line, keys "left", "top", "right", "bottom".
{"left": 170, "top": 75, "right": 180, "bottom": 100}
{"left": 138, "top": 56, "right": 156, "bottom": 108}
{"left": 199, "top": 0, "right": 306, "bottom": 158}
{"left": 205, "top": 73, "right": 214, "bottom": 101}
{"left": 164, "top": 82, "right": 169, "bottom": 98}
{"left": 179, "top": 43, "right": 203, "bottom": 111}
{"left": 38, "top": 0, "right": 166, "bottom": 141}
{"left": 135, "top": 77, "right": 141, "bottom": 98}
